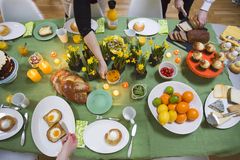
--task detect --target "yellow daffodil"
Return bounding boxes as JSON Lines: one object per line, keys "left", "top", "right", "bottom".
{"left": 154, "top": 45, "right": 160, "bottom": 49}
{"left": 124, "top": 53, "right": 129, "bottom": 59}
{"left": 163, "top": 41, "right": 170, "bottom": 49}
{"left": 136, "top": 50, "right": 143, "bottom": 56}
{"left": 82, "top": 67, "right": 87, "bottom": 72}
{"left": 148, "top": 39, "right": 153, "bottom": 46}
{"left": 111, "top": 56, "right": 115, "bottom": 61}
{"left": 117, "top": 51, "right": 123, "bottom": 58}
{"left": 87, "top": 57, "right": 94, "bottom": 65}
{"left": 131, "top": 58, "right": 136, "bottom": 64}
{"left": 126, "top": 59, "right": 130, "bottom": 63}
{"left": 137, "top": 64, "right": 144, "bottom": 71}
{"left": 139, "top": 36, "right": 146, "bottom": 46}
{"left": 89, "top": 70, "right": 96, "bottom": 75}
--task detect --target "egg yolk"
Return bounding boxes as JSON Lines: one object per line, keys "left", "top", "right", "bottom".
{"left": 48, "top": 115, "right": 54, "bottom": 122}
{"left": 53, "top": 130, "right": 60, "bottom": 137}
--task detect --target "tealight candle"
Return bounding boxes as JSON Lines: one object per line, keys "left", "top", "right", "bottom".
{"left": 122, "top": 82, "right": 129, "bottom": 88}
{"left": 165, "top": 52, "right": 172, "bottom": 58}
{"left": 27, "top": 69, "right": 42, "bottom": 82}
{"left": 112, "top": 90, "right": 120, "bottom": 96}
{"left": 50, "top": 51, "right": 57, "bottom": 58}
{"left": 39, "top": 60, "right": 52, "bottom": 74}
{"left": 173, "top": 49, "right": 180, "bottom": 55}
{"left": 54, "top": 58, "right": 61, "bottom": 65}
{"left": 103, "top": 83, "right": 110, "bottom": 90}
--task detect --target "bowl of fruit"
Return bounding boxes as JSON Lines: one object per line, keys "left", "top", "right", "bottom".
{"left": 148, "top": 81, "right": 203, "bottom": 135}
{"left": 159, "top": 61, "right": 177, "bottom": 80}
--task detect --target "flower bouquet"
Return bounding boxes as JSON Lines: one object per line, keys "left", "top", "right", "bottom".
{"left": 111, "top": 50, "right": 130, "bottom": 73}
{"left": 82, "top": 56, "right": 99, "bottom": 81}
{"left": 99, "top": 41, "right": 111, "bottom": 64}
{"left": 66, "top": 45, "right": 83, "bottom": 72}
{"left": 148, "top": 41, "right": 169, "bottom": 66}
{"left": 135, "top": 52, "right": 149, "bottom": 79}
{"left": 129, "top": 36, "right": 146, "bottom": 65}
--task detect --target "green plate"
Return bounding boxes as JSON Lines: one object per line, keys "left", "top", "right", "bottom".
{"left": 86, "top": 90, "right": 112, "bottom": 115}
{"left": 33, "top": 22, "right": 57, "bottom": 41}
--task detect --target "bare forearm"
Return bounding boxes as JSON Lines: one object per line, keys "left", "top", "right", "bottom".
{"left": 83, "top": 31, "right": 105, "bottom": 63}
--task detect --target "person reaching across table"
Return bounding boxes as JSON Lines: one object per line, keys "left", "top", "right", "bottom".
{"left": 162, "top": 0, "right": 215, "bottom": 27}
{"left": 61, "top": 0, "right": 108, "bottom": 79}
{"left": 56, "top": 133, "right": 77, "bottom": 160}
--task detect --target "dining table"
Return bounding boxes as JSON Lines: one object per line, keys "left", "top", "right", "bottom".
{"left": 0, "top": 17, "right": 240, "bottom": 160}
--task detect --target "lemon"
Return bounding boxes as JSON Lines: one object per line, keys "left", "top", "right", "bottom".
{"left": 6, "top": 95, "right": 13, "bottom": 104}
{"left": 0, "top": 41, "right": 8, "bottom": 50}
{"left": 168, "top": 110, "right": 177, "bottom": 123}
{"left": 157, "top": 104, "right": 168, "bottom": 114}
{"left": 158, "top": 111, "right": 170, "bottom": 125}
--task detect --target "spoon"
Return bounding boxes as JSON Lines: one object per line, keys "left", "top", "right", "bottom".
{"left": 122, "top": 106, "right": 136, "bottom": 124}
{"left": 0, "top": 104, "right": 21, "bottom": 111}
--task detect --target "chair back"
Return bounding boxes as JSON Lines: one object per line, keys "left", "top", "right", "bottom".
{"left": 128, "top": 0, "right": 163, "bottom": 18}
{"left": 0, "top": 0, "right": 43, "bottom": 22}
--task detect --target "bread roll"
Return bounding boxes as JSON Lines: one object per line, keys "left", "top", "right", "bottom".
{"left": 133, "top": 22, "right": 145, "bottom": 32}
{"left": 0, "top": 25, "right": 10, "bottom": 36}
{"left": 105, "top": 129, "right": 122, "bottom": 145}
{"left": 70, "top": 22, "right": 79, "bottom": 32}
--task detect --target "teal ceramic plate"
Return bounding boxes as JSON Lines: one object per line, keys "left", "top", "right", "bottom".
{"left": 33, "top": 22, "right": 57, "bottom": 41}
{"left": 86, "top": 90, "right": 112, "bottom": 114}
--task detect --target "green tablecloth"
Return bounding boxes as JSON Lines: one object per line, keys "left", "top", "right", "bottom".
{"left": 0, "top": 18, "right": 240, "bottom": 160}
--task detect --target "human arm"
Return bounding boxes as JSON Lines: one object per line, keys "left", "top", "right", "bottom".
{"left": 174, "top": 0, "right": 187, "bottom": 17}
{"left": 73, "top": 0, "right": 108, "bottom": 79}
{"left": 56, "top": 133, "right": 77, "bottom": 160}
{"left": 198, "top": 0, "right": 215, "bottom": 27}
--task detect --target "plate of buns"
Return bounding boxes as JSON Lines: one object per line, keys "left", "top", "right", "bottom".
{"left": 31, "top": 96, "right": 75, "bottom": 157}
{"left": 0, "top": 108, "right": 23, "bottom": 140}
{"left": 83, "top": 120, "right": 129, "bottom": 154}
{"left": 64, "top": 18, "right": 98, "bottom": 34}
{"left": 128, "top": 18, "right": 160, "bottom": 36}
{"left": 33, "top": 22, "right": 57, "bottom": 41}
{"left": 0, "top": 22, "right": 26, "bottom": 40}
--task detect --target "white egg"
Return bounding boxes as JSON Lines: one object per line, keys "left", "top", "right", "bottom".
{"left": 231, "top": 50, "right": 239, "bottom": 57}
{"left": 47, "top": 111, "right": 59, "bottom": 123}
{"left": 224, "top": 42, "right": 232, "bottom": 48}
{"left": 1, "top": 119, "right": 11, "bottom": 129}
{"left": 49, "top": 128, "right": 61, "bottom": 139}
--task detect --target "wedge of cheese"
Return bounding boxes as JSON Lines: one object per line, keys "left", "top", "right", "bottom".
{"left": 229, "top": 88, "right": 240, "bottom": 104}
{"left": 213, "top": 84, "right": 230, "bottom": 98}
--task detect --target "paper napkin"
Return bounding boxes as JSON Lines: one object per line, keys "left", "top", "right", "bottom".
{"left": 23, "top": 21, "right": 34, "bottom": 38}
{"left": 158, "top": 19, "right": 169, "bottom": 34}
{"left": 75, "top": 120, "right": 88, "bottom": 148}
{"left": 96, "top": 17, "right": 105, "bottom": 34}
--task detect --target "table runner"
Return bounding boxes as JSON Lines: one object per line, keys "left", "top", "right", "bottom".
{"left": 0, "top": 18, "right": 239, "bottom": 159}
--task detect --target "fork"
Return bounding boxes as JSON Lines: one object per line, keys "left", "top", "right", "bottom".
{"left": 96, "top": 115, "right": 120, "bottom": 121}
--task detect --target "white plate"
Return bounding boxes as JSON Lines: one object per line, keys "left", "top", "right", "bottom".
{"left": 31, "top": 96, "right": 75, "bottom": 157}
{"left": 64, "top": 18, "right": 98, "bottom": 34}
{"left": 205, "top": 90, "right": 240, "bottom": 129}
{"left": 0, "top": 108, "right": 23, "bottom": 140}
{"left": 128, "top": 18, "right": 160, "bottom": 36}
{"left": 0, "top": 22, "right": 26, "bottom": 40}
{"left": 83, "top": 120, "right": 129, "bottom": 154}
{"left": 148, "top": 81, "right": 203, "bottom": 134}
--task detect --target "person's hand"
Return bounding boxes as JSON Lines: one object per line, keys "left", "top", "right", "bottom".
{"left": 98, "top": 60, "right": 108, "bottom": 79}
{"left": 57, "top": 133, "right": 77, "bottom": 160}
{"left": 174, "top": 0, "right": 187, "bottom": 16}
{"left": 197, "top": 10, "right": 208, "bottom": 28}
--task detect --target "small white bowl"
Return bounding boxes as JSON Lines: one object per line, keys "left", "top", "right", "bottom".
{"left": 159, "top": 61, "right": 177, "bottom": 80}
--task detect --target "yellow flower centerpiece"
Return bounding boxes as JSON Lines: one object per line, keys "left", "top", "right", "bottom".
{"left": 82, "top": 56, "right": 99, "bottom": 80}
{"left": 66, "top": 45, "right": 83, "bottom": 72}
{"left": 149, "top": 41, "right": 170, "bottom": 66}
{"left": 135, "top": 52, "right": 149, "bottom": 79}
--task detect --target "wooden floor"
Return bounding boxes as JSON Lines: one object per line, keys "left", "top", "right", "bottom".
{"left": 33, "top": 0, "right": 240, "bottom": 26}
{"left": 2, "top": 0, "right": 239, "bottom": 159}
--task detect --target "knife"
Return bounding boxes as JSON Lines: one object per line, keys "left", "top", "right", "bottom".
{"left": 127, "top": 123, "right": 137, "bottom": 158}
{"left": 61, "top": 121, "right": 69, "bottom": 134}
{"left": 20, "top": 112, "right": 28, "bottom": 146}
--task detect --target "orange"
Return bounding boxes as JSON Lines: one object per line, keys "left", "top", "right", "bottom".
{"left": 160, "top": 93, "right": 170, "bottom": 105}
{"left": 175, "top": 57, "right": 181, "bottom": 64}
{"left": 182, "top": 91, "right": 194, "bottom": 103}
{"left": 173, "top": 92, "right": 182, "bottom": 103}
{"left": 168, "top": 104, "right": 177, "bottom": 110}
{"left": 187, "top": 108, "right": 199, "bottom": 121}
{"left": 175, "top": 113, "right": 187, "bottom": 124}
{"left": 176, "top": 102, "right": 189, "bottom": 114}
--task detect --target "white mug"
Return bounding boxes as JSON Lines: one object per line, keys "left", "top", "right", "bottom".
{"left": 122, "top": 106, "right": 136, "bottom": 124}
{"left": 12, "top": 93, "right": 30, "bottom": 108}
{"left": 56, "top": 28, "right": 68, "bottom": 43}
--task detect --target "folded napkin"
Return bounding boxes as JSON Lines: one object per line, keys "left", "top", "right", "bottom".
{"left": 96, "top": 17, "right": 105, "bottom": 34}
{"left": 23, "top": 21, "right": 34, "bottom": 38}
{"left": 75, "top": 120, "right": 88, "bottom": 148}
{"left": 158, "top": 19, "right": 169, "bottom": 34}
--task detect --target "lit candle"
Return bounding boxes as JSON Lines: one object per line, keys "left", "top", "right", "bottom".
{"left": 54, "top": 58, "right": 61, "bottom": 65}
{"left": 27, "top": 69, "right": 42, "bottom": 82}
{"left": 50, "top": 51, "right": 57, "bottom": 58}
{"left": 103, "top": 83, "right": 110, "bottom": 90}
{"left": 122, "top": 82, "right": 129, "bottom": 88}
{"left": 112, "top": 90, "right": 120, "bottom": 96}
{"left": 39, "top": 60, "right": 52, "bottom": 74}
